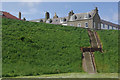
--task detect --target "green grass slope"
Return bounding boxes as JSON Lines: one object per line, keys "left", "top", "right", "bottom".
{"left": 2, "top": 18, "right": 90, "bottom": 77}
{"left": 94, "top": 30, "right": 118, "bottom": 73}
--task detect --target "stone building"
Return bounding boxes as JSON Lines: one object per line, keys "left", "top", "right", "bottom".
{"left": 30, "top": 7, "right": 119, "bottom": 30}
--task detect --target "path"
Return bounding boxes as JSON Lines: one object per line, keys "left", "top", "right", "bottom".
{"left": 82, "top": 29, "right": 102, "bottom": 73}
{"left": 83, "top": 52, "right": 96, "bottom": 73}
{"left": 88, "top": 29, "right": 102, "bottom": 48}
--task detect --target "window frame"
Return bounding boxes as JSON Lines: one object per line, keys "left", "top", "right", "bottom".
{"left": 85, "top": 22, "right": 88, "bottom": 28}
{"left": 103, "top": 24, "right": 105, "bottom": 28}
{"left": 108, "top": 25, "right": 109, "bottom": 29}
{"left": 77, "top": 23, "right": 81, "bottom": 27}
{"left": 112, "top": 26, "right": 114, "bottom": 30}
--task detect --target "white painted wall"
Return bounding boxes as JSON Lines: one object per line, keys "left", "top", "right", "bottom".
{"left": 109, "top": 26, "right": 112, "bottom": 29}
{"left": 101, "top": 23, "right": 118, "bottom": 30}
{"left": 62, "top": 24, "right": 67, "bottom": 26}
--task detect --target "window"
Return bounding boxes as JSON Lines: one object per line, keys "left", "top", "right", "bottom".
{"left": 63, "top": 18, "right": 66, "bottom": 21}
{"left": 75, "top": 15, "right": 77, "bottom": 19}
{"left": 85, "top": 22, "right": 88, "bottom": 28}
{"left": 93, "top": 22, "right": 95, "bottom": 28}
{"left": 98, "top": 23, "right": 100, "bottom": 29}
{"left": 77, "top": 23, "right": 81, "bottom": 27}
{"left": 70, "top": 24, "right": 74, "bottom": 26}
{"left": 108, "top": 25, "right": 109, "bottom": 29}
{"left": 88, "top": 14, "right": 91, "bottom": 18}
{"left": 49, "top": 19, "right": 52, "bottom": 23}
{"left": 40, "top": 19, "right": 43, "bottom": 22}
{"left": 103, "top": 24, "right": 105, "bottom": 28}
{"left": 112, "top": 26, "right": 114, "bottom": 30}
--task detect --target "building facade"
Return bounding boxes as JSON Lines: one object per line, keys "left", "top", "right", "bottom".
{"left": 30, "top": 7, "right": 119, "bottom": 30}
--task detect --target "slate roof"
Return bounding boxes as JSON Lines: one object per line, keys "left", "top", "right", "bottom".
{"left": 30, "top": 10, "right": 95, "bottom": 23}
{"left": 51, "top": 18, "right": 61, "bottom": 24}
{"left": 0, "top": 11, "right": 21, "bottom": 20}
{"left": 51, "top": 17, "right": 68, "bottom": 24}
{"left": 69, "top": 10, "right": 95, "bottom": 21}
{"left": 30, "top": 18, "right": 45, "bottom": 22}
{"left": 30, "top": 17, "right": 69, "bottom": 24}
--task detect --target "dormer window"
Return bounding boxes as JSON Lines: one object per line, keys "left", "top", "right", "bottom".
{"left": 46, "top": 19, "right": 52, "bottom": 23}
{"left": 89, "top": 14, "right": 91, "bottom": 18}
{"left": 49, "top": 19, "right": 52, "bottom": 23}
{"left": 40, "top": 19, "right": 43, "bottom": 22}
{"left": 63, "top": 18, "right": 66, "bottom": 21}
{"left": 75, "top": 15, "right": 77, "bottom": 19}
{"left": 84, "top": 14, "right": 88, "bottom": 19}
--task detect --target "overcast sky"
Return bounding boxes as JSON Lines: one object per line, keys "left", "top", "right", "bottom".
{"left": 2, "top": 2, "right": 118, "bottom": 24}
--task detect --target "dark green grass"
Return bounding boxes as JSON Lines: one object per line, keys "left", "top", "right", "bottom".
{"left": 2, "top": 18, "right": 90, "bottom": 77}
{"left": 94, "top": 30, "right": 118, "bottom": 73}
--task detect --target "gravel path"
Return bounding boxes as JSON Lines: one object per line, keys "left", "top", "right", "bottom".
{"left": 83, "top": 52, "right": 96, "bottom": 73}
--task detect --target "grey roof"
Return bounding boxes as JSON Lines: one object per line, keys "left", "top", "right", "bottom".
{"left": 30, "top": 18, "right": 46, "bottom": 22}
{"left": 46, "top": 17, "right": 69, "bottom": 24}
{"left": 69, "top": 10, "right": 95, "bottom": 21}
{"left": 51, "top": 18, "right": 61, "bottom": 24}
{"left": 29, "top": 9, "right": 95, "bottom": 23}
{"left": 101, "top": 19, "right": 120, "bottom": 29}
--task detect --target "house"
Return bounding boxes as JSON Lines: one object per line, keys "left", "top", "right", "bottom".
{"left": 0, "top": 11, "right": 26, "bottom": 21}
{"left": 0, "top": 11, "right": 21, "bottom": 20}
{"left": 30, "top": 7, "right": 119, "bottom": 30}
{"left": 101, "top": 20, "right": 119, "bottom": 30}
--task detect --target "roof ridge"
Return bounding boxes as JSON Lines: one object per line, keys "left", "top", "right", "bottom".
{"left": 2, "top": 11, "right": 21, "bottom": 20}
{"left": 74, "top": 10, "right": 94, "bottom": 15}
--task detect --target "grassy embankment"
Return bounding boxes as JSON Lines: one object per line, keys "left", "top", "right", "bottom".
{"left": 94, "top": 30, "right": 118, "bottom": 73}
{"left": 2, "top": 18, "right": 90, "bottom": 77}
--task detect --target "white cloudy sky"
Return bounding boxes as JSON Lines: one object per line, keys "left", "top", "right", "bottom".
{"left": 1, "top": 1, "right": 119, "bottom": 24}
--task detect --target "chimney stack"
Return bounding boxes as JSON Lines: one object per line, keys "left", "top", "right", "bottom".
{"left": 71, "top": 10, "right": 74, "bottom": 15}
{"left": 95, "top": 7, "right": 98, "bottom": 13}
{"left": 53, "top": 12, "right": 58, "bottom": 19}
{"left": 23, "top": 17, "right": 26, "bottom": 21}
{"left": 68, "top": 10, "right": 74, "bottom": 20}
{"left": 45, "top": 11, "right": 50, "bottom": 21}
{"left": 19, "top": 12, "right": 21, "bottom": 19}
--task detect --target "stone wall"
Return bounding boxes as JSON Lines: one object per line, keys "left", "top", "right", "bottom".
{"left": 93, "top": 11, "right": 101, "bottom": 30}
{"left": 67, "top": 19, "right": 93, "bottom": 29}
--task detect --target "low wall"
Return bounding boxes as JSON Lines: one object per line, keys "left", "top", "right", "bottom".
{"left": 80, "top": 47, "right": 102, "bottom": 52}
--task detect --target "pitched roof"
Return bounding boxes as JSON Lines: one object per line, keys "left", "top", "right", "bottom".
{"left": 51, "top": 18, "right": 61, "bottom": 24}
{"left": 30, "top": 18, "right": 46, "bottom": 22}
{"left": 101, "top": 19, "right": 120, "bottom": 29}
{"left": 0, "top": 11, "right": 21, "bottom": 20}
{"left": 69, "top": 10, "right": 95, "bottom": 21}
{"left": 30, "top": 9, "right": 95, "bottom": 23}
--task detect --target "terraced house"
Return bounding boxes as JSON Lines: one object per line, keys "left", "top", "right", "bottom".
{"left": 30, "top": 7, "right": 119, "bottom": 30}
